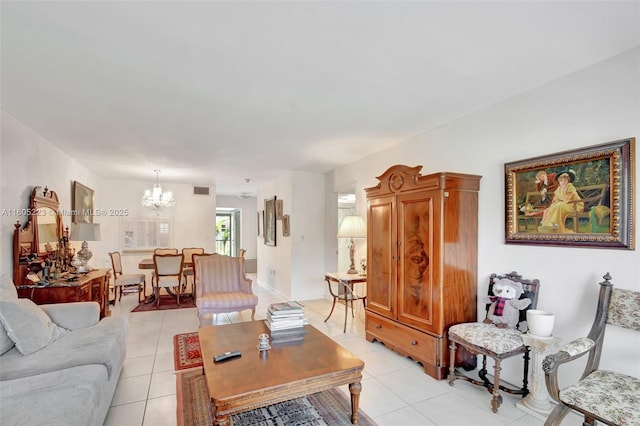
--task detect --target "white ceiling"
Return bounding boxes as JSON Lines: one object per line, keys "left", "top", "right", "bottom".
{"left": 2, "top": 1, "right": 638, "bottom": 196}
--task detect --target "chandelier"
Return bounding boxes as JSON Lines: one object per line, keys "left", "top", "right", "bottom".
{"left": 141, "top": 170, "right": 175, "bottom": 213}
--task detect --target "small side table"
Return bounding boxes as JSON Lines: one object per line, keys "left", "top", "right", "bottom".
{"left": 324, "top": 273, "right": 367, "bottom": 333}
{"left": 516, "top": 334, "right": 561, "bottom": 420}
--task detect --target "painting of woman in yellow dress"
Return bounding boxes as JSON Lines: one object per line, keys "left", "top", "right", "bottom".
{"left": 538, "top": 170, "right": 584, "bottom": 233}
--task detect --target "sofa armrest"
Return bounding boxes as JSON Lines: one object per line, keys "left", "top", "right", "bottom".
{"left": 39, "top": 302, "right": 100, "bottom": 330}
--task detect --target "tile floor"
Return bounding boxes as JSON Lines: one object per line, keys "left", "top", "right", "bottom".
{"left": 104, "top": 275, "right": 582, "bottom": 426}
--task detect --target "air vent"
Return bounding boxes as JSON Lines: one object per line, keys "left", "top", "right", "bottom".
{"left": 193, "top": 186, "right": 210, "bottom": 196}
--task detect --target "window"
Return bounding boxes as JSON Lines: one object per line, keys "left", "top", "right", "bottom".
{"left": 122, "top": 217, "right": 171, "bottom": 251}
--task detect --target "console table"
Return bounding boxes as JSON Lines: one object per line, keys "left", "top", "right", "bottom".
{"left": 324, "top": 272, "right": 367, "bottom": 333}
{"left": 16, "top": 269, "right": 111, "bottom": 319}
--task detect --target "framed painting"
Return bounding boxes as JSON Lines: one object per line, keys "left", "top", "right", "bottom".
{"left": 264, "top": 197, "right": 276, "bottom": 246}
{"left": 275, "top": 199, "right": 284, "bottom": 220}
{"left": 505, "top": 138, "right": 634, "bottom": 249}
{"left": 72, "top": 181, "right": 94, "bottom": 223}
{"left": 257, "top": 211, "right": 262, "bottom": 236}
{"left": 282, "top": 214, "right": 290, "bottom": 237}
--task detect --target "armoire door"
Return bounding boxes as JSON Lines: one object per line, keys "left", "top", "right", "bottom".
{"left": 396, "top": 190, "right": 442, "bottom": 333}
{"left": 366, "top": 195, "right": 395, "bottom": 318}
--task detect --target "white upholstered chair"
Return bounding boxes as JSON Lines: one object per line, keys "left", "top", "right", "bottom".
{"left": 152, "top": 253, "right": 184, "bottom": 308}
{"left": 193, "top": 253, "right": 258, "bottom": 326}
{"left": 109, "top": 251, "right": 145, "bottom": 303}
{"left": 543, "top": 273, "right": 640, "bottom": 426}
{"left": 448, "top": 271, "right": 540, "bottom": 413}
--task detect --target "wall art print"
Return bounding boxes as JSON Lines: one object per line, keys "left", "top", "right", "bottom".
{"left": 264, "top": 197, "right": 276, "bottom": 246}
{"left": 505, "top": 138, "right": 634, "bottom": 249}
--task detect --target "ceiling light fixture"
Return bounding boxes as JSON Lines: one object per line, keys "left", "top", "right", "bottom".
{"left": 141, "top": 169, "right": 175, "bottom": 214}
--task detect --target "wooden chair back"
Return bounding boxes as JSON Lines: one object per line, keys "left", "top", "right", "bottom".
{"left": 485, "top": 271, "right": 540, "bottom": 331}
{"left": 109, "top": 251, "right": 123, "bottom": 276}
{"left": 154, "top": 248, "right": 178, "bottom": 255}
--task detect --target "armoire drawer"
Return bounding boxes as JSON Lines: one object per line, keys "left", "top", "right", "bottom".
{"left": 366, "top": 312, "right": 437, "bottom": 365}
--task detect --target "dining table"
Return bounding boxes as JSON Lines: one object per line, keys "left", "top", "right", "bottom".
{"left": 137, "top": 258, "right": 194, "bottom": 303}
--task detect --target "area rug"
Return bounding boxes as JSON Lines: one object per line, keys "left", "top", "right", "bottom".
{"left": 131, "top": 294, "right": 196, "bottom": 313}
{"left": 176, "top": 369, "right": 377, "bottom": 426}
{"left": 173, "top": 332, "right": 202, "bottom": 371}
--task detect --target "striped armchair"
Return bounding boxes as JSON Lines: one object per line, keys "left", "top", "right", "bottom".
{"left": 193, "top": 254, "right": 258, "bottom": 326}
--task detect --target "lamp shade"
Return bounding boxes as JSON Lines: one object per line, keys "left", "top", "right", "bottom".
{"left": 337, "top": 215, "right": 366, "bottom": 239}
{"left": 70, "top": 223, "right": 102, "bottom": 242}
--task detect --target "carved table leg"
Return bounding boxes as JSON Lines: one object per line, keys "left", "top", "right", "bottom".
{"left": 349, "top": 381, "right": 362, "bottom": 425}
{"left": 213, "top": 413, "right": 229, "bottom": 426}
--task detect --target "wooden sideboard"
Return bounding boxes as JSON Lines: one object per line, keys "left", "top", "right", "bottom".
{"left": 16, "top": 269, "right": 111, "bottom": 319}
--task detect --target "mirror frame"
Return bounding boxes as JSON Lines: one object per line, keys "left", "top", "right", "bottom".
{"left": 13, "top": 186, "right": 63, "bottom": 285}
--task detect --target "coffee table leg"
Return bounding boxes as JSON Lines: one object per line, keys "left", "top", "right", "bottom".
{"left": 348, "top": 381, "right": 362, "bottom": 425}
{"left": 213, "top": 412, "right": 229, "bottom": 426}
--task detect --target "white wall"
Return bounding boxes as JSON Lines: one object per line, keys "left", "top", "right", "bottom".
{"left": 1, "top": 112, "right": 97, "bottom": 275}
{"left": 329, "top": 47, "right": 640, "bottom": 382}
{"left": 96, "top": 179, "right": 216, "bottom": 281}
{"left": 1, "top": 112, "right": 218, "bottom": 286}
{"left": 256, "top": 171, "right": 326, "bottom": 300}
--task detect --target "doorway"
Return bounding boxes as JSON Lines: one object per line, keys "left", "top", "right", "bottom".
{"left": 215, "top": 208, "right": 241, "bottom": 256}
{"left": 337, "top": 192, "right": 356, "bottom": 274}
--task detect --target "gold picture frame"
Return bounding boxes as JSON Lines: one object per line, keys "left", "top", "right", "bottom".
{"left": 264, "top": 197, "right": 276, "bottom": 246}
{"left": 282, "top": 214, "right": 290, "bottom": 237}
{"left": 505, "top": 138, "right": 634, "bottom": 249}
{"left": 72, "top": 181, "right": 94, "bottom": 223}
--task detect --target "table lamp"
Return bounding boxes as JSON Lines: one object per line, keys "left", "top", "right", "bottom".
{"left": 70, "top": 223, "right": 101, "bottom": 273}
{"left": 337, "top": 215, "right": 366, "bottom": 274}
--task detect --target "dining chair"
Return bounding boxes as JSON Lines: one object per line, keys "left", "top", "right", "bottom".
{"left": 152, "top": 253, "right": 184, "bottom": 308}
{"left": 448, "top": 271, "right": 540, "bottom": 413}
{"left": 108, "top": 251, "right": 145, "bottom": 303}
{"left": 151, "top": 248, "right": 179, "bottom": 287}
{"left": 543, "top": 273, "right": 640, "bottom": 426}
{"left": 181, "top": 247, "right": 205, "bottom": 295}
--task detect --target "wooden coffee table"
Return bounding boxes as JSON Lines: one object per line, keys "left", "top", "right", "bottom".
{"left": 198, "top": 321, "right": 364, "bottom": 425}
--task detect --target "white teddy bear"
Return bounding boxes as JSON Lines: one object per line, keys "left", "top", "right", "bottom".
{"left": 483, "top": 278, "right": 532, "bottom": 329}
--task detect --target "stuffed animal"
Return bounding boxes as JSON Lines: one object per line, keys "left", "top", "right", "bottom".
{"left": 483, "top": 278, "right": 532, "bottom": 329}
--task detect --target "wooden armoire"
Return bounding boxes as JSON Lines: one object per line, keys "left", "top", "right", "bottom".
{"left": 365, "top": 165, "right": 481, "bottom": 379}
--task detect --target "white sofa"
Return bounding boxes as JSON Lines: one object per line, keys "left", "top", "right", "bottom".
{"left": 0, "top": 274, "right": 127, "bottom": 426}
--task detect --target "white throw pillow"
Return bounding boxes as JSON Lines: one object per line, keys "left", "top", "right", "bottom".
{"left": 0, "top": 273, "right": 18, "bottom": 301}
{"left": 0, "top": 321, "right": 14, "bottom": 355}
{"left": 0, "top": 299, "right": 68, "bottom": 355}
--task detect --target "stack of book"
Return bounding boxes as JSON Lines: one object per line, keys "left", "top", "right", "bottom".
{"left": 265, "top": 301, "right": 308, "bottom": 332}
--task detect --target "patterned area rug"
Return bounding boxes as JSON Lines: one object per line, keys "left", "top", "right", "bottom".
{"left": 173, "top": 332, "right": 202, "bottom": 371}
{"left": 131, "top": 294, "right": 196, "bottom": 313}
{"left": 176, "top": 369, "right": 377, "bottom": 426}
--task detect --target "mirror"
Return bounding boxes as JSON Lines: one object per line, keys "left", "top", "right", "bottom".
{"left": 31, "top": 186, "right": 63, "bottom": 254}
{"left": 13, "top": 186, "right": 64, "bottom": 285}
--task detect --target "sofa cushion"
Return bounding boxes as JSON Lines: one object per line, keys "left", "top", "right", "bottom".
{"left": 0, "top": 273, "right": 17, "bottom": 300}
{"left": 0, "top": 315, "right": 127, "bottom": 381}
{"left": 0, "top": 299, "right": 67, "bottom": 355}
{"left": 0, "top": 364, "right": 109, "bottom": 426}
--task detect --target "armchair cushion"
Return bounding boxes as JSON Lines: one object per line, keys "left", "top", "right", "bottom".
{"left": 448, "top": 322, "right": 525, "bottom": 355}
{"left": 0, "top": 299, "right": 68, "bottom": 355}
{"left": 115, "top": 274, "right": 146, "bottom": 287}
{"left": 197, "top": 292, "right": 258, "bottom": 310}
{"left": 559, "top": 370, "right": 640, "bottom": 426}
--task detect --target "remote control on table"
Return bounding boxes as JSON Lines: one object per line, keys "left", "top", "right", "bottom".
{"left": 213, "top": 350, "right": 242, "bottom": 363}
